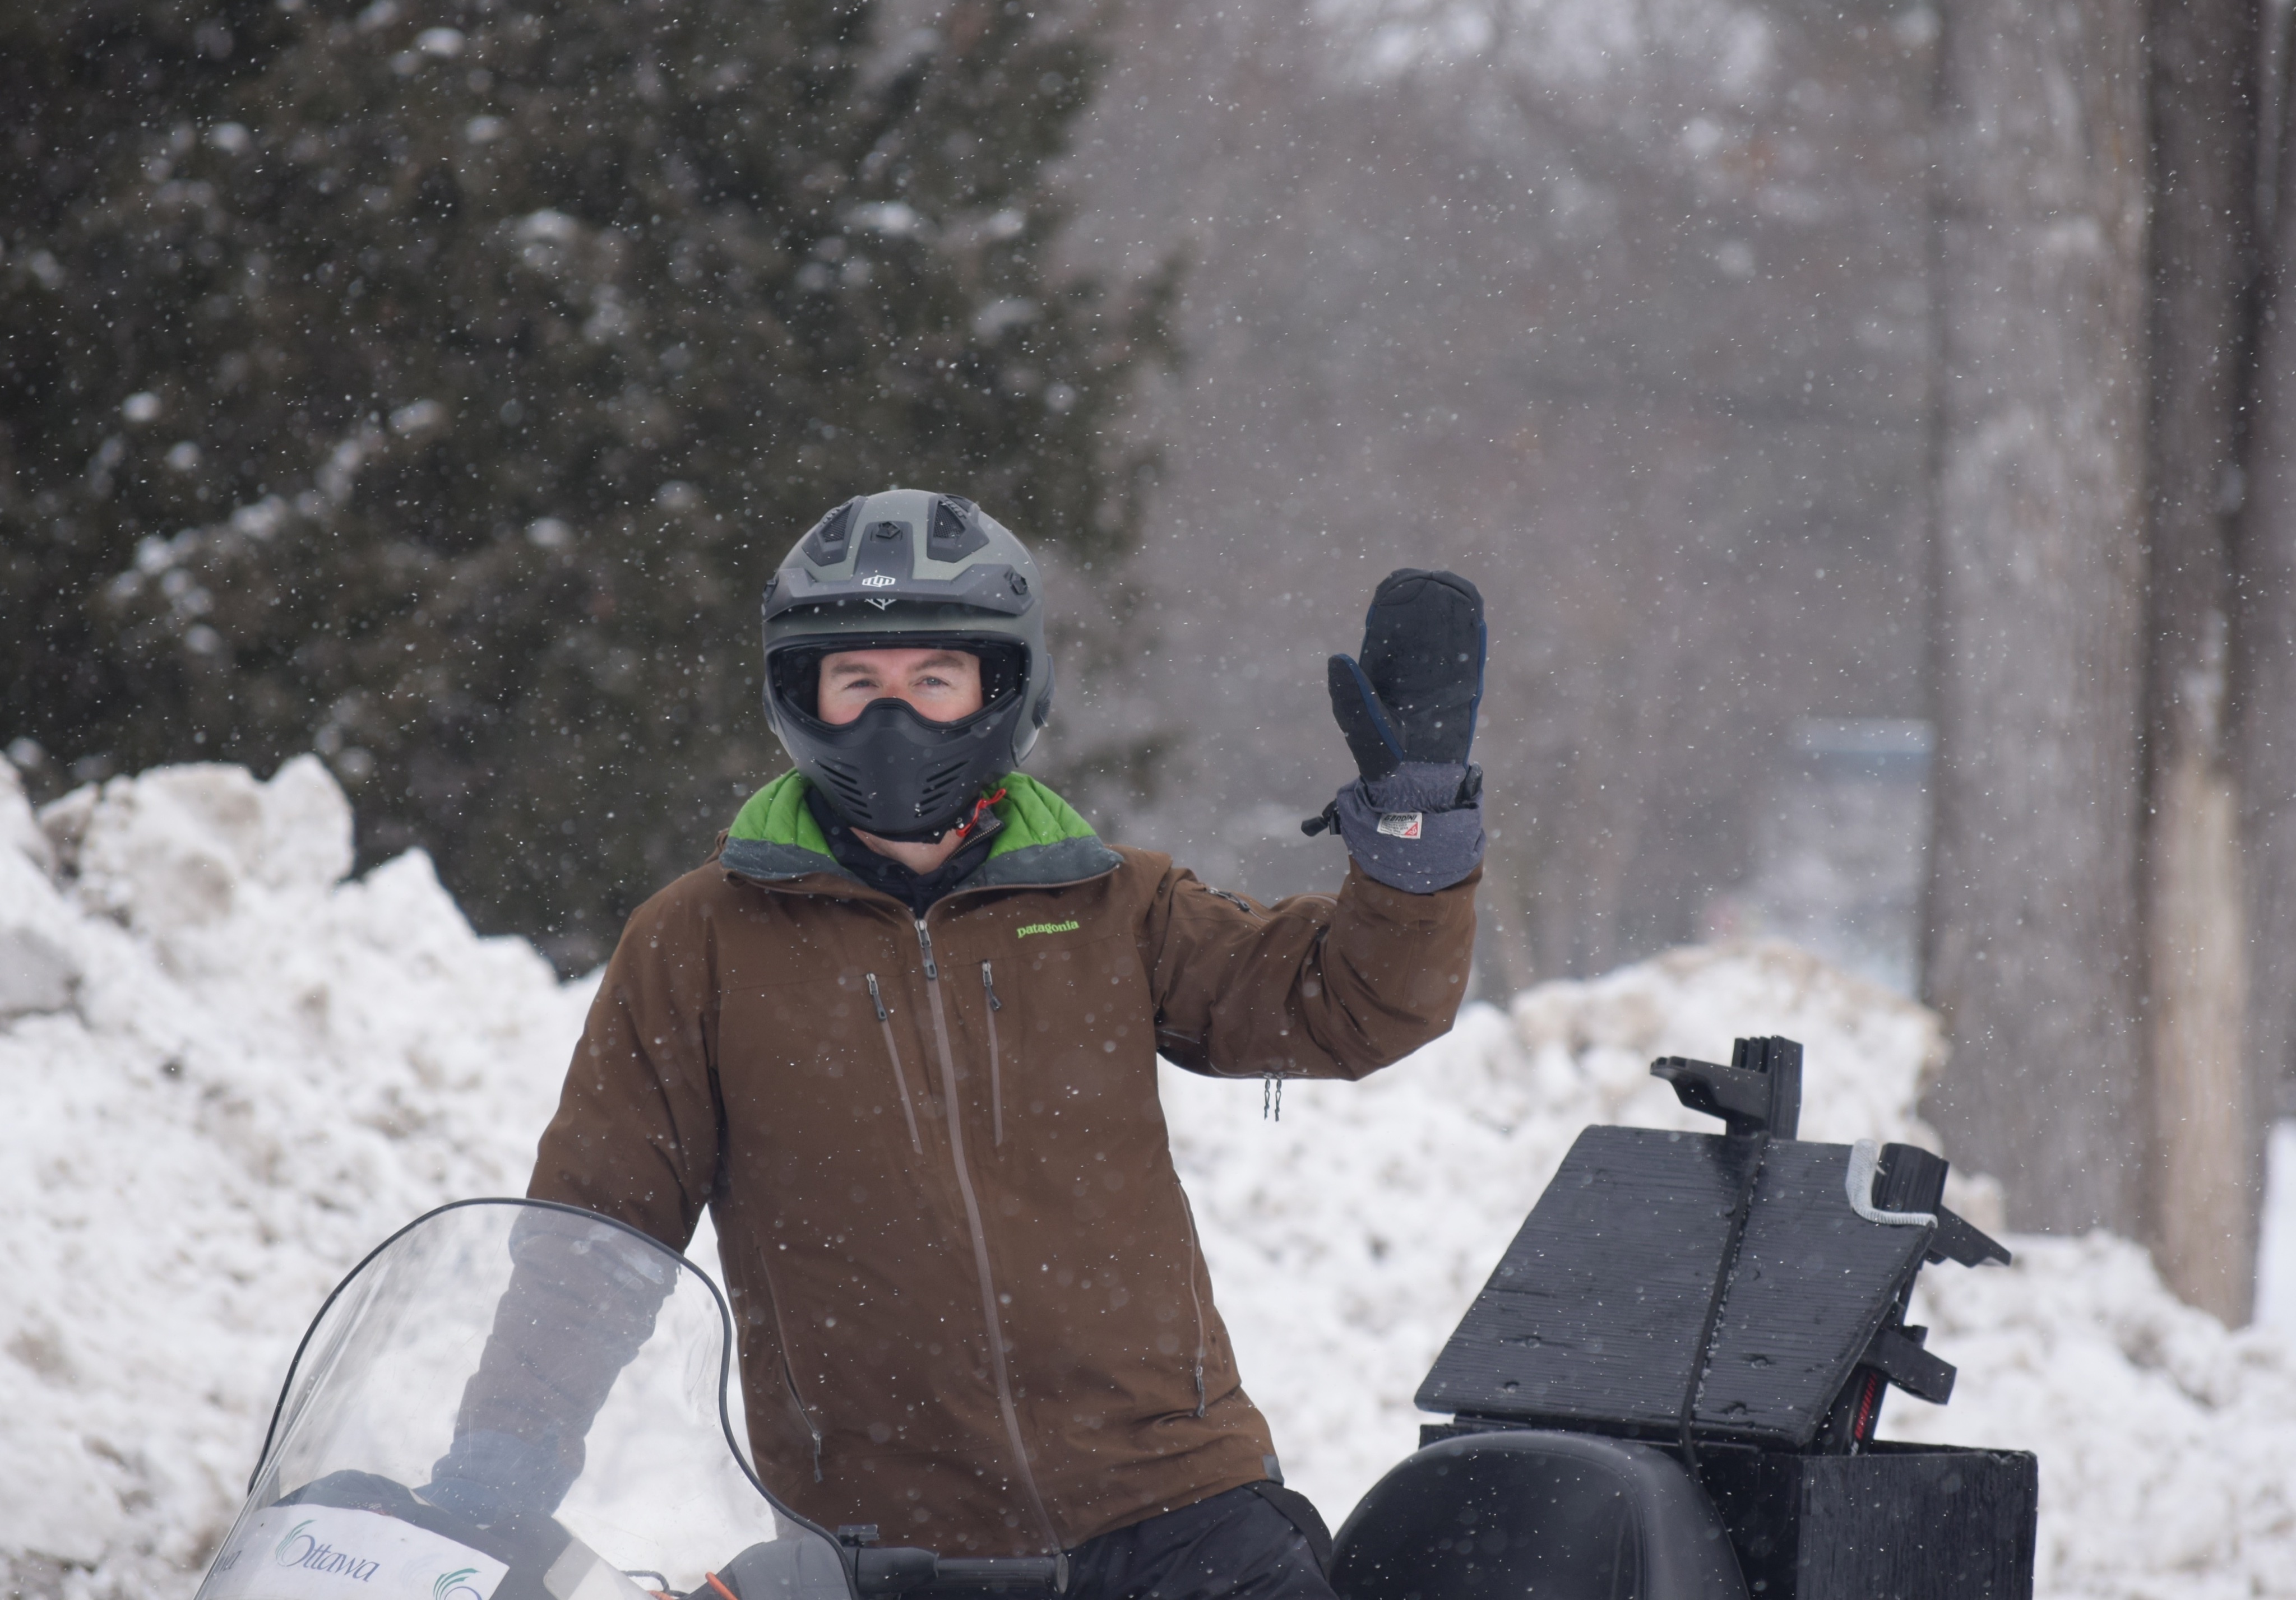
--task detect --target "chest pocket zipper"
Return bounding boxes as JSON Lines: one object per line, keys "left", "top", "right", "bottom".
{"left": 981, "top": 961, "right": 1005, "bottom": 1147}
{"left": 865, "top": 973, "right": 923, "bottom": 1154}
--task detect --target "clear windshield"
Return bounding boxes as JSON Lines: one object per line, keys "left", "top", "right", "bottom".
{"left": 193, "top": 1200, "right": 851, "bottom": 1600}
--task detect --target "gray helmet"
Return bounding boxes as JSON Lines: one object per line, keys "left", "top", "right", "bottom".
{"left": 761, "top": 488, "right": 1053, "bottom": 838}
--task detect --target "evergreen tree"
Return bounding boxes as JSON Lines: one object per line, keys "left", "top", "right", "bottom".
{"left": 2, "top": 0, "right": 1166, "bottom": 966}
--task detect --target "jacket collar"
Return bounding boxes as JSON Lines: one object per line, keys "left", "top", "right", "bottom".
{"left": 720, "top": 771, "right": 1122, "bottom": 896}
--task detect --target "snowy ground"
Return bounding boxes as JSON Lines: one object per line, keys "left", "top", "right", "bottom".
{"left": 0, "top": 759, "right": 585, "bottom": 1600}
{"left": 5, "top": 759, "right": 2296, "bottom": 1600}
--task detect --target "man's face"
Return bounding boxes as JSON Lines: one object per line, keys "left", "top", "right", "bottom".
{"left": 817, "top": 647, "right": 985, "bottom": 726}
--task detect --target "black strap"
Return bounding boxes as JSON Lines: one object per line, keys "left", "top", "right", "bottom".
{"left": 1677, "top": 1130, "right": 1770, "bottom": 1478}
{"left": 1248, "top": 1481, "right": 1333, "bottom": 1575}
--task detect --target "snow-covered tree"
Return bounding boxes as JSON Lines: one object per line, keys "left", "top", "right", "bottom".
{"left": 2, "top": 0, "right": 1166, "bottom": 966}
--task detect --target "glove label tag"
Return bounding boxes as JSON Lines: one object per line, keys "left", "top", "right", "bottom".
{"left": 1376, "top": 811, "right": 1424, "bottom": 840}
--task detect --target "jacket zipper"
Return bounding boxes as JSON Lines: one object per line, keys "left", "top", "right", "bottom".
{"left": 981, "top": 961, "right": 1004, "bottom": 1148}
{"left": 865, "top": 973, "right": 923, "bottom": 1154}
{"left": 753, "top": 1254, "right": 828, "bottom": 1482}
{"left": 1177, "top": 1189, "right": 1210, "bottom": 1417}
{"left": 916, "top": 916, "right": 1060, "bottom": 1550}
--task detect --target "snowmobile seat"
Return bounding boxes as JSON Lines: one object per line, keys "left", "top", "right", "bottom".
{"left": 1328, "top": 1431, "right": 1747, "bottom": 1600}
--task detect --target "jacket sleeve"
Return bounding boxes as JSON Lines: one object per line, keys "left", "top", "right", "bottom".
{"left": 1144, "top": 858, "right": 1479, "bottom": 1081}
{"left": 526, "top": 873, "right": 726, "bottom": 1252}
{"left": 430, "top": 1207, "right": 672, "bottom": 1520}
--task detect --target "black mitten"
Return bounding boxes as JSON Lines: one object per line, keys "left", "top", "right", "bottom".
{"left": 1306, "top": 570, "right": 1487, "bottom": 894}
{"left": 1326, "top": 569, "right": 1485, "bottom": 778}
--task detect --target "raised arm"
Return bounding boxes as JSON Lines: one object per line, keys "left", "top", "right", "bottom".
{"left": 1145, "top": 861, "right": 1478, "bottom": 1080}
{"left": 1151, "top": 568, "right": 1488, "bottom": 1080}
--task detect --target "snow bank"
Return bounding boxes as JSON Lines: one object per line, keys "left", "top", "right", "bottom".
{"left": 5, "top": 758, "right": 2294, "bottom": 1600}
{"left": 1890, "top": 1237, "right": 2296, "bottom": 1600}
{"left": 0, "top": 759, "right": 589, "bottom": 1600}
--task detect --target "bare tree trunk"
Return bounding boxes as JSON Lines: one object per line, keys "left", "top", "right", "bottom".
{"left": 1922, "top": 0, "right": 2151, "bottom": 1235}
{"left": 2235, "top": 24, "right": 2296, "bottom": 1223}
{"left": 2143, "top": 0, "right": 2262, "bottom": 1323}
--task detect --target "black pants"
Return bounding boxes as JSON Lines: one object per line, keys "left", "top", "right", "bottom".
{"left": 1064, "top": 1485, "right": 1337, "bottom": 1600}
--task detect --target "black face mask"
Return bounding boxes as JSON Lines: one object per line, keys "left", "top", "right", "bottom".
{"left": 770, "top": 684, "right": 1027, "bottom": 840}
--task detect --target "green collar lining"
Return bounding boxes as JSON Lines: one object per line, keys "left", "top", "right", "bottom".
{"left": 723, "top": 771, "right": 1117, "bottom": 892}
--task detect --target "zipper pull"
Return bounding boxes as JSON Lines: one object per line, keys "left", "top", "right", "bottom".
{"left": 982, "top": 962, "right": 1002, "bottom": 1010}
{"left": 914, "top": 918, "right": 938, "bottom": 981}
{"left": 865, "top": 972, "right": 888, "bottom": 1022}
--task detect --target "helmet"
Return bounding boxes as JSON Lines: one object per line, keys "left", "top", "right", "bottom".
{"left": 760, "top": 488, "right": 1054, "bottom": 839}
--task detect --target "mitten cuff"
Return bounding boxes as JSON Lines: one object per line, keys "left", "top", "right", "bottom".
{"left": 1330, "top": 761, "right": 1485, "bottom": 893}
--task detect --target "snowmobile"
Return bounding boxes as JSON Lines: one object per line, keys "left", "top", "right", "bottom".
{"left": 193, "top": 1036, "right": 2031, "bottom": 1600}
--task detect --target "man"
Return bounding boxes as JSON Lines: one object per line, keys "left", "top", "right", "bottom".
{"left": 524, "top": 489, "right": 1484, "bottom": 1598}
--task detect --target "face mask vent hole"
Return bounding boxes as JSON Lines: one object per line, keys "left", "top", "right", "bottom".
{"left": 916, "top": 760, "right": 975, "bottom": 806}
{"left": 817, "top": 759, "right": 872, "bottom": 808}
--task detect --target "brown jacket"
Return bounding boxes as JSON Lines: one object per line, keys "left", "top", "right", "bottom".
{"left": 527, "top": 773, "right": 1478, "bottom": 1554}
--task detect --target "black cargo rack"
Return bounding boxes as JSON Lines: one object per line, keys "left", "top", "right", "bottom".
{"left": 1410, "top": 1036, "right": 2035, "bottom": 1599}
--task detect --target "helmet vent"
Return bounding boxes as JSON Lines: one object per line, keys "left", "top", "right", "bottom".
{"left": 851, "top": 521, "right": 914, "bottom": 587}
{"left": 800, "top": 500, "right": 858, "bottom": 567}
{"left": 928, "top": 498, "right": 988, "bottom": 564}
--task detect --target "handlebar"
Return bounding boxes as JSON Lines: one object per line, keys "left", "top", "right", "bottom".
{"left": 707, "top": 1537, "right": 1068, "bottom": 1600}
{"left": 853, "top": 1548, "right": 1067, "bottom": 1594}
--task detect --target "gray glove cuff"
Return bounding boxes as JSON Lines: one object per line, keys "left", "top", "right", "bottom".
{"left": 1331, "top": 761, "right": 1484, "bottom": 893}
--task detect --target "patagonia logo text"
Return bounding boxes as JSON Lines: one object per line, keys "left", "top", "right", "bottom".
{"left": 1015, "top": 920, "right": 1081, "bottom": 938}
{"left": 1376, "top": 812, "right": 1424, "bottom": 840}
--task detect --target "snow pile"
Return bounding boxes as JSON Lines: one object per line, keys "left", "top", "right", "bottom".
{"left": 1890, "top": 1238, "right": 2296, "bottom": 1600}
{"left": 0, "top": 759, "right": 589, "bottom": 1600}
{"left": 6, "top": 758, "right": 2296, "bottom": 1600}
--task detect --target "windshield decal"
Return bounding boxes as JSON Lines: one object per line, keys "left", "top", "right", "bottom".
{"left": 205, "top": 1507, "right": 506, "bottom": 1600}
